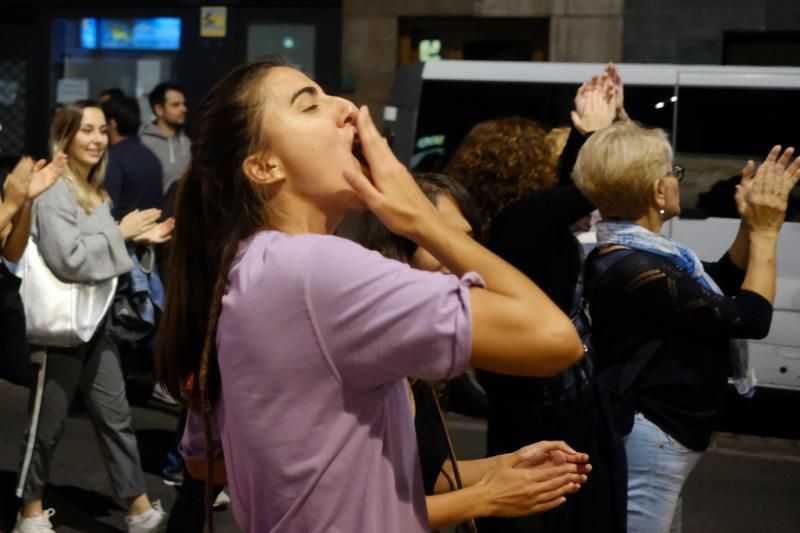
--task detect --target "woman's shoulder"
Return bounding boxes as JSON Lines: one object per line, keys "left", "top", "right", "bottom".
{"left": 243, "top": 231, "right": 367, "bottom": 256}
{"left": 35, "top": 177, "right": 71, "bottom": 203}
{"left": 33, "top": 178, "right": 78, "bottom": 215}
{"left": 237, "top": 232, "right": 390, "bottom": 275}
{"left": 591, "top": 248, "right": 679, "bottom": 288}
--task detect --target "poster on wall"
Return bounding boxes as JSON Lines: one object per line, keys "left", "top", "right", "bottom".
{"left": 201, "top": 6, "right": 227, "bottom": 38}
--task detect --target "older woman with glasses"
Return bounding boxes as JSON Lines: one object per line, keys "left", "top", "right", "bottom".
{"left": 571, "top": 120, "right": 799, "bottom": 533}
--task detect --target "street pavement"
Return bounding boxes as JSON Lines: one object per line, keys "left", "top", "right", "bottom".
{"left": 1, "top": 379, "right": 799, "bottom": 532}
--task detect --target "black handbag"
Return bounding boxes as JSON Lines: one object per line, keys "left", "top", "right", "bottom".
{"left": 0, "top": 260, "right": 34, "bottom": 387}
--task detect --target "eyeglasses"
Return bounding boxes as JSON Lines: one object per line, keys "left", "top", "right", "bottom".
{"left": 671, "top": 164, "right": 685, "bottom": 182}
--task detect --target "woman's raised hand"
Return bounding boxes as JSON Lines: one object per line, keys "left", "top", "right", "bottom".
{"left": 119, "top": 208, "right": 162, "bottom": 240}
{"left": 603, "top": 63, "right": 628, "bottom": 121}
{"left": 3, "top": 157, "right": 34, "bottom": 209}
{"left": 742, "top": 145, "right": 800, "bottom": 234}
{"left": 343, "top": 105, "right": 440, "bottom": 240}
{"left": 28, "top": 153, "right": 67, "bottom": 199}
{"left": 735, "top": 159, "right": 756, "bottom": 219}
{"left": 571, "top": 75, "right": 616, "bottom": 135}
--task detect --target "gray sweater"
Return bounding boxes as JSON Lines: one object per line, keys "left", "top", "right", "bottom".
{"left": 33, "top": 179, "right": 132, "bottom": 283}
{"left": 140, "top": 122, "right": 191, "bottom": 194}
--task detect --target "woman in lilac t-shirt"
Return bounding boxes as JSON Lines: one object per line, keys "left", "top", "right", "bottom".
{"left": 157, "top": 58, "right": 589, "bottom": 532}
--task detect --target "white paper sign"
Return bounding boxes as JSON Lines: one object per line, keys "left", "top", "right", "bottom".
{"left": 56, "top": 78, "right": 89, "bottom": 104}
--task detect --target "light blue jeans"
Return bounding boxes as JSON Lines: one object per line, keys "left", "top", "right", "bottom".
{"left": 624, "top": 412, "right": 703, "bottom": 533}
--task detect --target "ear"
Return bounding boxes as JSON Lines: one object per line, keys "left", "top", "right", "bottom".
{"left": 154, "top": 103, "right": 164, "bottom": 119}
{"left": 109, "top": 118, "right": 119, "bottom": 133}
{"left": 653, "top": 178, "right": 667, "bottom": 210}
{"left": 242, "top": 154, "right": 286, "bottom": 186}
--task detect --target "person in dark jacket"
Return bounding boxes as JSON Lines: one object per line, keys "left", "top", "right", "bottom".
{"left": 567, "top": 120, "right": 798, "bottom": 533}
{"left": 445, "top": 67, "right": 623, "bottom": 532}
{"left": 102, "top": 96, "right": 164, "bottom": 219}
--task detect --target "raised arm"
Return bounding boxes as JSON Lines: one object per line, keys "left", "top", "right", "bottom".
{"left": 345, "top": 106, "right": 583, "bottom": 377}
{"left": 3, "top": 154, "right": 68, "bottom": 262}
{"left": 0, "top": 157, "right": 34, "bottom": 244}
{"left": 737, "top": 145, "right": 800, "bottom": 304}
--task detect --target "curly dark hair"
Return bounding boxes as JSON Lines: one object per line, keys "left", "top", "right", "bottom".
{"left": 445, "top": 116, "right": 557, "bottom": 231}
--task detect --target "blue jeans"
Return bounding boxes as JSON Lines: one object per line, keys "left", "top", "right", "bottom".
{"left": 624, "top": 413, "right": 703, "bottom": 533}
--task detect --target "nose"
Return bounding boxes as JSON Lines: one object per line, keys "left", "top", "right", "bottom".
{"left": 335, "top": 96, "right": 358, "bottom": 128}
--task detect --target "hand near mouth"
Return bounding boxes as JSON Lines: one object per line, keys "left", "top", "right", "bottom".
{"left": 343, "top": 105, "right": 440, "bottom": 240}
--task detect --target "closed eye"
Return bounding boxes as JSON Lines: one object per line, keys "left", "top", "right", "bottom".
{"left": 303, "top": 104, "right": 318, "bottom": 113}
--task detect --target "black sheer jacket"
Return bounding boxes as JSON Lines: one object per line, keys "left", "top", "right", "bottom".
{"left": 588, "top": 249, "right": 772, "bottom": 451}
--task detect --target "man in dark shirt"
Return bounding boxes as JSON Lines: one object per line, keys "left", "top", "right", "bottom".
{"left": 101, "top": 96, "right": 164, "bottom": 219}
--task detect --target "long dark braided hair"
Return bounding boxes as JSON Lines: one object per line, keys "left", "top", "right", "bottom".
{"left": 155, "top": 57, "right": 289, "bottom": 530}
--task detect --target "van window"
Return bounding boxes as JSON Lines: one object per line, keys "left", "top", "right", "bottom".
{"left": 675, "top": 86, "right": 800, "bottom": 220}
{"left": 412, "top": 80, "right": 675, "bottom": 172}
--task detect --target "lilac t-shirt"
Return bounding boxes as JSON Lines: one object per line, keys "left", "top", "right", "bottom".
{"left": 181, "top": 231, "right": 478, "bottom": 532}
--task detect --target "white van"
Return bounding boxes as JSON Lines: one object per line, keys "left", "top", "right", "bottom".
{"left": 384, "top": 61, "right": 800, "bottom": 393}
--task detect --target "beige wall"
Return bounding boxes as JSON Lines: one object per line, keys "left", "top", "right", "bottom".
{"left": 342, "top": 0, "right": 623, "bottom": 120}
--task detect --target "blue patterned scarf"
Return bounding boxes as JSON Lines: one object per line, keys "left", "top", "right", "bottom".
{"left": 596, "top": 221, "right": 755, "bottom": 396}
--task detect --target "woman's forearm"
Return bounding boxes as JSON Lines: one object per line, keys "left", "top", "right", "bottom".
{"left": 434, "top": 456, "right": 504, "bottom": 494}
{"left": 3, "top": 201, "right": 32, "bottom": 262}
{"left": 426, "top": 485, "right": 490, "bottom": 529}
{"left": 412, "top": 219, "right": 583, "bottom": 376}
{"left": 0, "top": 200, "right": 21, "bottom": 238}
{"left": 740, "top": 232, "right": 778, "bottom": 303}
{"left": 728, "top": 220, "right": 750, "bottom": 270}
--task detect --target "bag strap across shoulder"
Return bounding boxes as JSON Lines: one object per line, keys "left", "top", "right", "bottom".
{"left": 571, "top": 246, "right": 634, "bottom": 315}
{"left": 431, "top": 387, "right": 479, "bottom": 533}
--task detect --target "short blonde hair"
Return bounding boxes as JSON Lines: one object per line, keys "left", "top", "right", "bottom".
{"left": 573, "top": 121, "right": 672, "bottom": 220}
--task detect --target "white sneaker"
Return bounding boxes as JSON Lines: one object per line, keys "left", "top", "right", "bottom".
{"left": 213, "top": 488, "right": 231, "bottom": 510}
{"left": 13, "top": 509, "right": 55, "bottom": 533}
{"left": 126, "top": 500, "right": 166, "bottom": 533}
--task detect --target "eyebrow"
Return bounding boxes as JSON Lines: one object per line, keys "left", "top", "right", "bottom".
{"left": 290, "top": 86, "right": 318, "bottom": 105}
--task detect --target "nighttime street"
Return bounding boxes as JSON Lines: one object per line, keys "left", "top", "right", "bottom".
{"left": 1, "top": 379, "right": 799, "bottom": 532}
{"left": 2, "top": 1, "right": 800, "bottom": 532}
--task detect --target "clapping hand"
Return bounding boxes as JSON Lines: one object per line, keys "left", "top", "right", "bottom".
{"left": 735, "top": 159, "right": 756, "bottom": 218}
{"left": 603, "top": 63, "right": 627, "bottom": 121}
{"left": 3, "top": 157, "right": 34, "bottom": 210}
{"left": 506, "top": 440, "right": 591, "bottom": 472}
{"left": 571, "top": 74, "right": 616, "bottom": 135}
{"left": 133, "top": 217, "right": 175, "bottom": 244}
{"left": 28, "top": 153, "right": 68, "bottom": 199}
{"left": 119, "top": 208, "right": 162, "bottom": 240}
{"left": 477, "top": 441, "right": 591, "bottom": 517}
{"left": 740, "top": 145, "right": 800, "bottom": 234}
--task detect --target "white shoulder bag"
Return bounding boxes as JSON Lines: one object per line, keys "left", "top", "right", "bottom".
{"left": 18, "top": 236, "right": 117, "bottom": 347}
